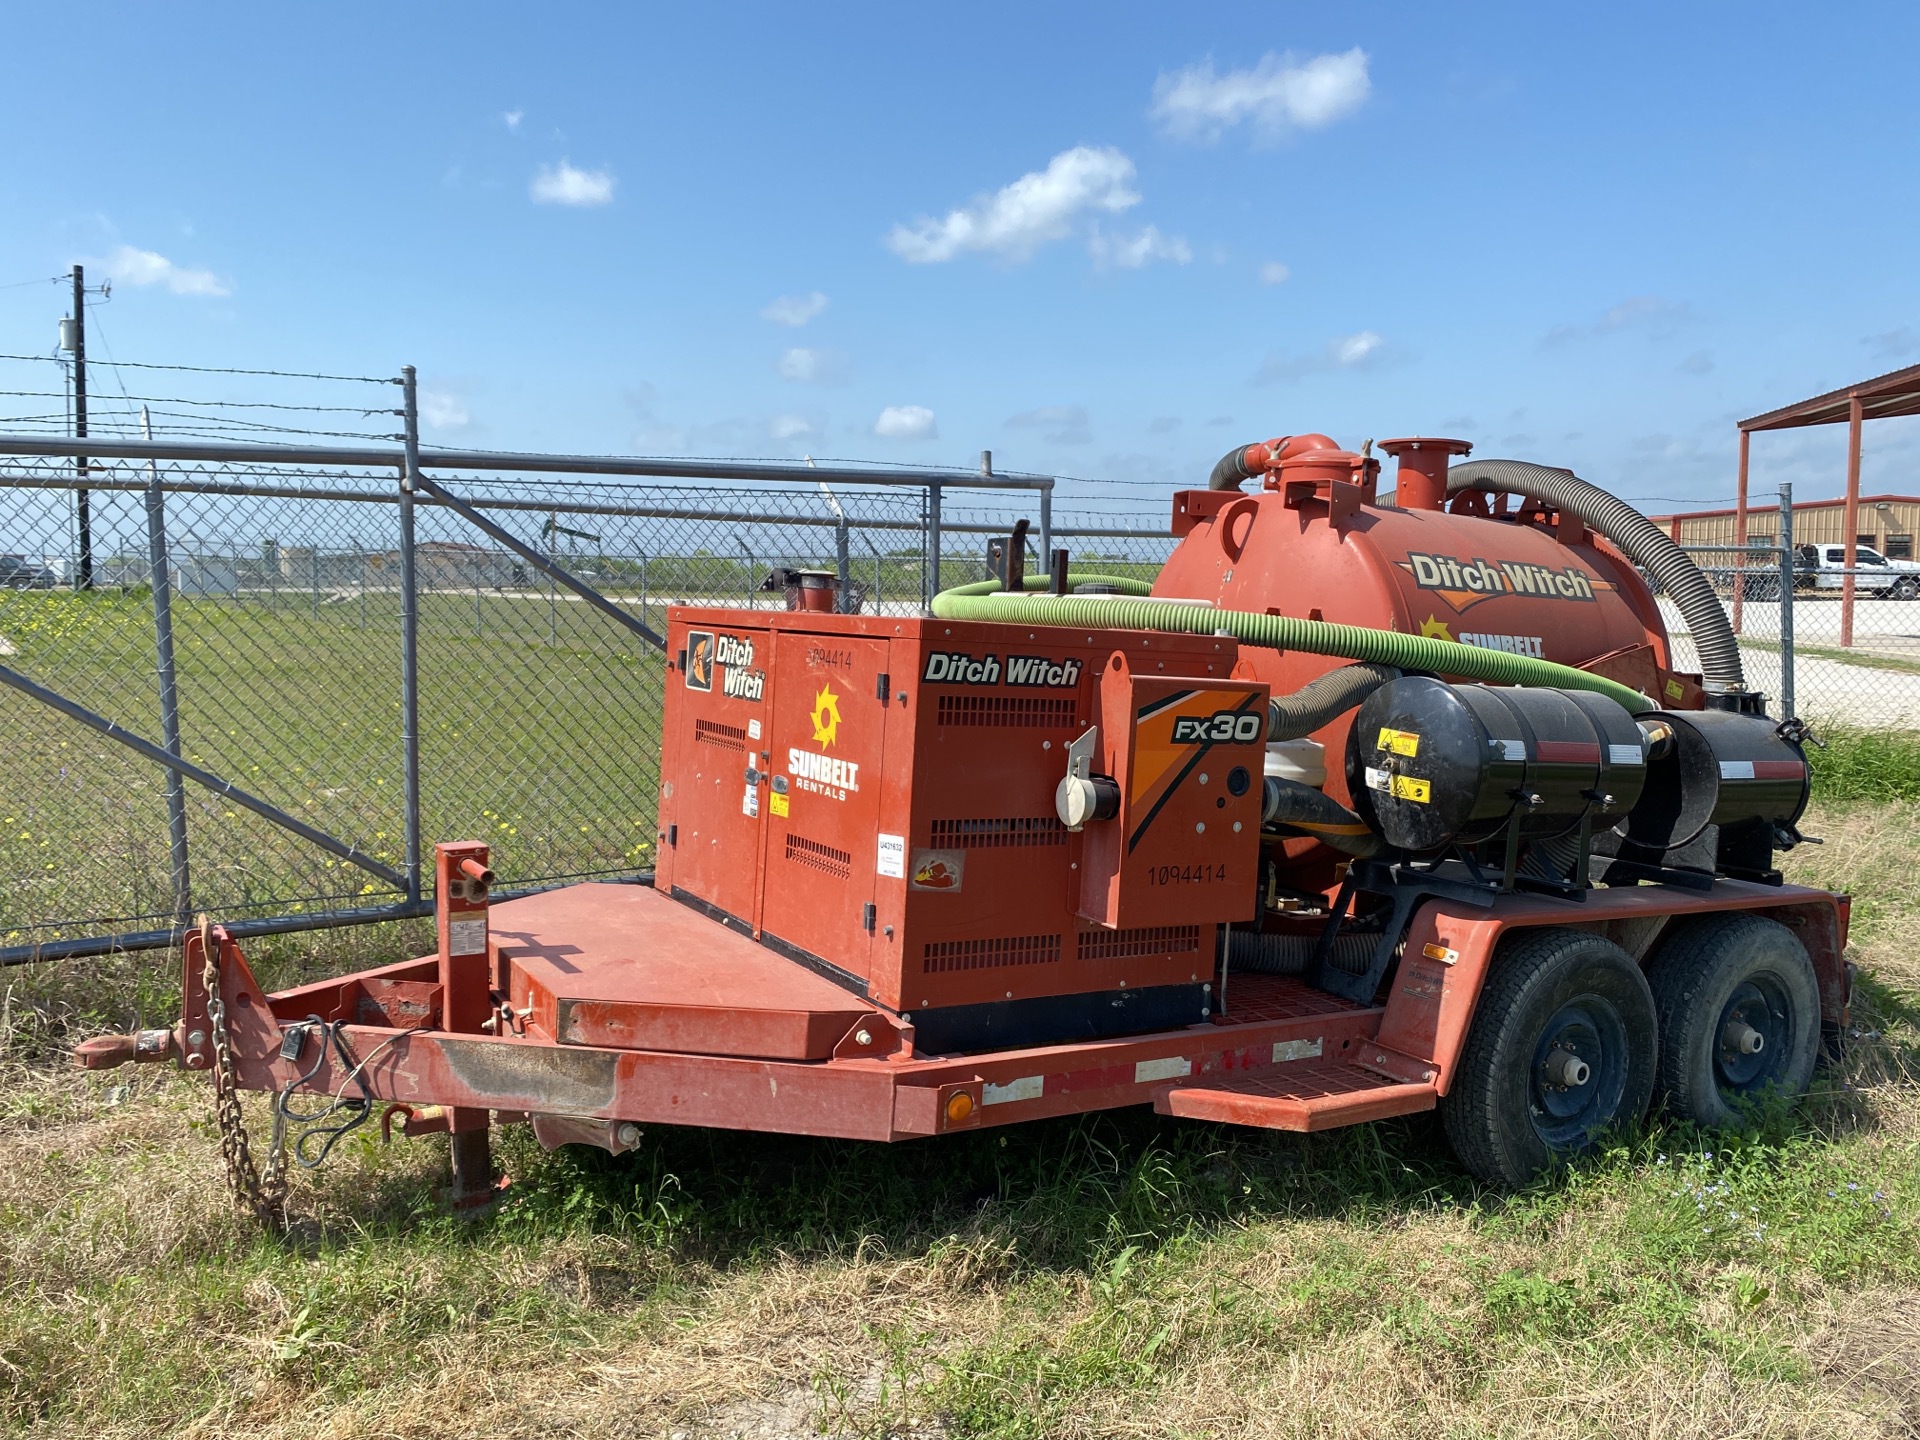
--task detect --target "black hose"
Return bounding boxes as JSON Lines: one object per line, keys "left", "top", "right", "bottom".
{"left": 1446, "top": 459, "right": 1745, "bottom": 693}
{"left": 1262, "top": 778, "right": 1383, "bottom": 857}
{"left": 1269, "top": 662, "right": 1400, "bottom": 740}
{"left": 1208, "top": 442, "right": 1267, "bottom": 491}
{"left": 1229, "top": 930, "right": 1380, "bottom": 976}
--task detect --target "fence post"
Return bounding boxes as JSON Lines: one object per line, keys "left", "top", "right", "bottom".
{"left": 927, "top": 481, "right": 943, "bottom": 610}
{"left": 140, "top": 408, "right": 192, "bottom": 928}
{"left": 398, "top": 367, "right": 424, "bottom": 905}
{"left": 640, "top": 553, "right": 648, "bottom": 630}
{"left": 1039, "top": 479, "right": 1053, "bottom": 565}
{"left": 835, "top": 514, "right": 851, "bottom": 613}
{"left": 1778, "top": 482, "right": 1795, "bottom": 723}
{"left": 310, "top": 547, "right": 320, "bottom": 620}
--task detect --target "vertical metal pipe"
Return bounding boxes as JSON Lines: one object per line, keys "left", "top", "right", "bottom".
{"left": 1731, "top": 429, "right": 1750, "bottom": 633}
{"left": 141, "top": 408, "right": 192, "bottom": 927}
{"left": 1779, "top": 483, "right": 1795, "bottom": 722}
{"left": 1038, "top": 479, "right": 1053, "bottom": 566}
{"left": 1841, "top": 394, "right": 1863, "bottom": 648}
{"left": 310, "top": 547, "right": 319, "bottom": 620}
{"left": 927, "top": 481, "right": 943, "bottom": 610}
{"left": 640, "top": 553, "right": 648, "bottom": 630}
{"left": 398, "top": 367, "right": 424, "bottom": 904}
{"left": 835, "top": 515, "right": 850, "bottom": 613}
{"left": 72, "top": 266, "right": 93, "bottom": 592}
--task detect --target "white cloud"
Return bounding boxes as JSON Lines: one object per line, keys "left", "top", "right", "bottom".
{"left": 1256, "top": 329, "right": 1391, "bottom": 383}
{"left": 1259, "top": 260, "right": 1291, "bottom": 286}
{"left": 1089, "top": 225, "right": 1192, "bottom": 270}
{"left": 1333, "top": 330, "right": 1382, "bottom": 366}
{"left": 885, "top": 146, "right": 1140, "bottom": 264}
{"left": 504, "top": 108, "right": 524, "bottom": 131}
{"left": 420, "top": 391, "right": 471, "bottom": 429}
{"left": 762, "top": 291, "right": 829, "bottom": 327}
{"left": 1152, "top": 49, "right": 1371, "bottom": 144}
{"left": 776, "top": 346, "right": 849, "bottom": 385}
{"left": 874, "top": 405, "right": 937, "bottom": 440}
{"left": 98, "top": 245, "right": 230, "bottom": 298}
{"left": 531, "top": 160, "right": 614, "bottom": 206}
{"left": 771, "top": 413, "right": 814, "bottom": 441}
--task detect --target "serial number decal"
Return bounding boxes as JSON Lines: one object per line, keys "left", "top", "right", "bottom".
{"left": 1145, "top": 862, "right": 1229, "bottom": 885}
{"left": 1170, "top": 711, "right": 1263, "bottom": 744}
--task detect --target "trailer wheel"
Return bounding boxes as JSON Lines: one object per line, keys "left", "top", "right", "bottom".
{"left": 1645, "top": 914, "right": 1819, "bottom": 1128}
{"left": 1442, "top": 928, "right": 1657, "bottom": 1186}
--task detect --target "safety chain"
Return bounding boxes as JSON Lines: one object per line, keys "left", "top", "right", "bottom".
{"left": 200, "top": 915, "right": 288, "bottom": 1227}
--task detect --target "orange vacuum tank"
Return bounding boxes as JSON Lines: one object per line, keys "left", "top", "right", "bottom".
{"left": 1153, "top": 434, "right": 1692, "bottom": 883}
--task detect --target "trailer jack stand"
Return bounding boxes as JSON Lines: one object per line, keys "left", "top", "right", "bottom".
{"left": 447, "top": 1112, "right": 501, "bottom": 1215}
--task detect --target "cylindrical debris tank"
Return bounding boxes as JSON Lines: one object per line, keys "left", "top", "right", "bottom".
{"left": 1345, "top": 677, "right": 1647, "bottom": 854}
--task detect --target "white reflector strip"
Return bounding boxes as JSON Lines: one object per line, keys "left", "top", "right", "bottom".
{"left": 1272, "top": 1038, "right": 1324, "bottom": 1063}
{"left": 982, "top": 1075, "right": 1044, "bottom": 1106}
{"left": 1720, "top": 759, "right": 1756, "bottom": 779}
{"left": 1501, "top": 739, "right": 1527, "bottom": 761}
{"left": 1135, "top": 1056, "right": 1191, "bottom": 1084}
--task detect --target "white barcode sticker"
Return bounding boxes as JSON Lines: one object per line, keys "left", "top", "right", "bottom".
{"left": 747, "top": 718, "right": 762, "bottom": 740}
{"left": 1364, "top": 766, "right": 1391, "bottom": 792}
{"left": 447, "top": 916, "right": 487, "bottom": 955}
{"left": 876, "top": 833, "right": 905, "bottom": 879}
{"left": 1609, "top": 743, "right": 1644, "bottom": 765}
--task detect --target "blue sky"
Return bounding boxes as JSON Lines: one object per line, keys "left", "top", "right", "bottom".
{"left": 3, "top": 2, "right": 1918, "bottom": 520}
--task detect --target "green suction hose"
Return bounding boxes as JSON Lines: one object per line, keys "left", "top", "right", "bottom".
{"left": 932, "top": 574, "right": 1654, "bottom": 714}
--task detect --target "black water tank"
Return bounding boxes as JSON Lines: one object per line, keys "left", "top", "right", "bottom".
{"left": 1346, "top": 678, "right": 1648, "bottom": 854}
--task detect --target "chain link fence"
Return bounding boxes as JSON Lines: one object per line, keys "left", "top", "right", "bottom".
{"left": 0, "top": 410, "right": 1052, "bottom": 960}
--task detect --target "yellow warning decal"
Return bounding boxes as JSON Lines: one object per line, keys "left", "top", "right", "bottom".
{"left": 769, "top": 792, "right": 790, "bottom": 818}
{"left": 1665, "top": 678, "right": 1684, "bottom": 699}
{"left": 1390, "top": 774, "right": 1431, "bottom": 803}
{"left": 1376, "top": 726, "right": 1421, "bottom": 757}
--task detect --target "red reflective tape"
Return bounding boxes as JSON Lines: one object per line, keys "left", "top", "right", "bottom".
{"left": 1534, "top": 741, "right": 1601, "bottom": 764}
{"left": 1753, "top": 761, "right": 1806, "bottom": 779}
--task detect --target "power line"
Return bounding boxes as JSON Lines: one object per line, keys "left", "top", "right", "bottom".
{"left": 34, "top": 354, "right": 398, "bottom": 385}
{"left": 0, "top": 276, "right": 63, "bottom": 292}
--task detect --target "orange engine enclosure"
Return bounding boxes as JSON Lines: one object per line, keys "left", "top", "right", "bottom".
{"left": 654, "top": 609, "right": 1266, "bottom": 1037}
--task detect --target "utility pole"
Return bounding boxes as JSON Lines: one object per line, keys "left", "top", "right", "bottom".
{"left": 68, "top": 265, "right": 92, "bottom": 590}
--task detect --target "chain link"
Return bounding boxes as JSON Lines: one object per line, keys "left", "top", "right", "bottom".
{"left": 200, "top": 914, "right": 287, "bottom": 1226}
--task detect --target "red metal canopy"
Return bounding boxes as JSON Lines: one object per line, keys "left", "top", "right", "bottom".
{"left": 1733, "top": 362, "right": 1920, "bottom": 645}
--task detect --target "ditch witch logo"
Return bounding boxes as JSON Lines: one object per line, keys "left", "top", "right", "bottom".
{"left": 922, "top": 652, "right": 1084, "bottom": 687}
{"left": 1403, "top": 552, "right": 1599, "bottom": 613}
{"left": 682, "top": 630, "right": 765, "bottom": 700}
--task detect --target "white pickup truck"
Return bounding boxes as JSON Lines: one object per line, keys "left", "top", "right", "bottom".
{"left": 1794, "top": 544, "right": 1920, "bottom": 600}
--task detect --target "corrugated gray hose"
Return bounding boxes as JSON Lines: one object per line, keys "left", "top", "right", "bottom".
{"left": 1229, "top": 930, "right": 1382, "bottom": 976}
{"left": 1269, "top": 662, "right": 1400, "bottom": 740}
{"left": 1447, "top": 459, "right": 1745, "bottom": 693}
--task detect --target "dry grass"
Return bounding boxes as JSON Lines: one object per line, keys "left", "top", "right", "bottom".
{"left": 2, "top": 801, "right": 1916, "bottom": 1439}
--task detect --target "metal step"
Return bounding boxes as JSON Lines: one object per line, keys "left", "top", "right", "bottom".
{"left": 1154, "top": 1061, "right": 1438, "bottom": 1132}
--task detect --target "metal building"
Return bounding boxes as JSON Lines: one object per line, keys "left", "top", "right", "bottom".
{"left": 1652, "top": 493, "right": 1919, "bottom": 558}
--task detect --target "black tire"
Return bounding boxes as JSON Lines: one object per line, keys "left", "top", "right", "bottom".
{"left": 1441, "top": 927, "right": 1658, "bottom": 1186}
{"left": 1889, "top": 576, "right": 1919, "bottom": 601}
{"left": 1644, "top": 914, "right": 1820, "bottom": 1128}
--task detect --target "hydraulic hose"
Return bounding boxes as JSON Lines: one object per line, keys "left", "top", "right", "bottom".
{"left": 932, "top": 575, "right": 1655, "bottom": 713}
{"left": 1446, "top": 458, "right": 1745, "bottom": 692}
{"left": 1269, "top": 662, "right": 1399, "bottom": 740}
{"left": 1261, "top": 778, "right": 1382, "bottom": 857}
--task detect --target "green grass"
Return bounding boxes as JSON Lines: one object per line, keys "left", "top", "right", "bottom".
{"left": 1807, "top": 726, "right": 1920, "bottom": 804}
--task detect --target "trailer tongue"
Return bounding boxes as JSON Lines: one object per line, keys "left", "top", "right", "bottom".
{"left": 78, "top": 434, "right": 1852, "bottom": 1211}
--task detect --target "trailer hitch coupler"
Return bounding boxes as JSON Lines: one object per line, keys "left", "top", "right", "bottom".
{"left": 74, "top": 1027, "right": 178, "bottom": 1071}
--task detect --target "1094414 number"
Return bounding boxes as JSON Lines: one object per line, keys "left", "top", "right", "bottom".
{"left": 1145, "top": 863, "right": 1227, "bottom": 885}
